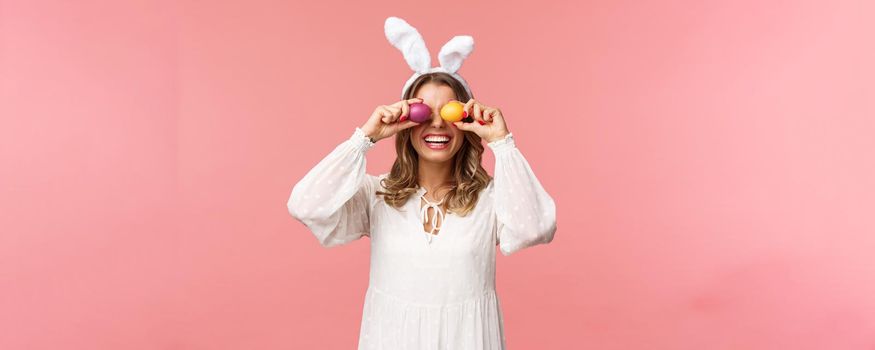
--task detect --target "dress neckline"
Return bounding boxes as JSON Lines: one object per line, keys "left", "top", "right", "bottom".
{"left": 416, "top": 187, "right": 449, "bottom": 244}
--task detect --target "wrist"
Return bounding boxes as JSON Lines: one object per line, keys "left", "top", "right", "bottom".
{"left": 352, "top": 127, "right": 378, "bottom": 151}
{"left": 360, "top": 126, "right": 379, "bottom": 143}
{"left": 486, "top": 131, "right": 510, "bottom": 143}
{"left": 486, "top": 132, "right": 515, "bottom": 153}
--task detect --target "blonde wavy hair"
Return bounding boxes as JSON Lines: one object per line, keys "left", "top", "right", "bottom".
{"left": 376, "top": 72, "right": 492, "bottom": 216}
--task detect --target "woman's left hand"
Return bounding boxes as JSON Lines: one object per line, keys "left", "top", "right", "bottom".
{"left": 452, "top": 99, "right": 510, "bottom": 143}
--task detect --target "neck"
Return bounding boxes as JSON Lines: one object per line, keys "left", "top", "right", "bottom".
{"left": 417, "top": 157, "right": 453, "bottom": 196}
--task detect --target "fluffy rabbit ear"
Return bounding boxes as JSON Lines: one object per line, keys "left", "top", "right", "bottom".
{"left": 384, "top": 17, "right": 431, "bottom": 73}
{"left": 438, "top": 35, "right": 474, "bottom": 74}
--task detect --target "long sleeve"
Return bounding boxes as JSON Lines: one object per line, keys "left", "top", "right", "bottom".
{"left": 287, "top": 127, "right": 381, "bottom": 248}
{"left": 487, "top": 133, "right": 557, "bottom": 256}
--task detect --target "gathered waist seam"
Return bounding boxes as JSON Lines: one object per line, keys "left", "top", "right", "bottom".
{"left": 367, "top": 285, "right": 497, "bottom": 308}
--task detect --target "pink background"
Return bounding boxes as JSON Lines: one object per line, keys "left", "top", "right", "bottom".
{"left": 2, "top": 0, "right": 874, "bottom": 349}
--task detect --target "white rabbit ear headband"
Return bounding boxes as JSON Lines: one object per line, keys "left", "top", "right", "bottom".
{"left": 384, "top": 16, "right": 474, "bottom": 100}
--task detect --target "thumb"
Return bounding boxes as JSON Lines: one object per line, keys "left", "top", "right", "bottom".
{"left": 395, "top": 120, "right": 419, "bottom": 132}
{"left": 453, "top": 121, "right": 480, "bottom": 132}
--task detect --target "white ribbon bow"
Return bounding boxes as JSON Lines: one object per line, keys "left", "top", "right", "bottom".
{"left": 419, "top": 195, "right": 445, "bottom": 242}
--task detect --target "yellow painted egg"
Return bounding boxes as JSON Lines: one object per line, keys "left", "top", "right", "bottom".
{"left": 440, "top": 101, "right": 466, "bottom": 122}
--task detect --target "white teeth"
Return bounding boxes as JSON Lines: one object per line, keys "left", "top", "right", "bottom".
{"left": 424, "top": 135, "right": 450, "bottom": 142}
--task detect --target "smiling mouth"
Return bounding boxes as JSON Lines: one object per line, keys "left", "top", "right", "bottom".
{"left": 423, "top": 134, "right": 451, "bottom": 150}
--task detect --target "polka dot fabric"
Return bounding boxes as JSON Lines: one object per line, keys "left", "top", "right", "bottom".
{"left": 287, "top": 128, "right": 557, "bottom": 349}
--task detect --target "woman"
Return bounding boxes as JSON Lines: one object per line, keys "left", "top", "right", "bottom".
{"left": 287, "top": 71, "right": 557, "bottom": 349}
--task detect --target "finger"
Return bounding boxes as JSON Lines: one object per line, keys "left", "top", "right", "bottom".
{"left": 473, "top": 103, "right": 484, "bottom": 123}
{"left": 384, "top": 105, "right": 402, "bottom": 122}
{"left": 379, "top": 108, "right": 395, "bottom": 123}
{"left": 491, "top": 108, "right": 503, "bottom": 122}
{"left": 475, "top": 111, "right": 491, "bottom": 125}
{"left": 463, "top": 98, "right": 476, "bottom": 115}
{"left": 389, "top": 120, "right": 418, "bottom": 135}
{"left": 372, "top": 105, "right": 388, "bottom": 121}
{"left": 396, "top": 119, "right": 419, "bottom": 131}
{"left": 385, "top": 105, "right": 401, "bottom": 115}
{"left": 391, "top": 97, "right": 423, "bottom": 109}
{"left": 483, "top": 108, "right": 498, "bottom": 123}
{"left": 400, "top": 101, "right": 410, "bottom": 120}
{"left": 453, "top": 120, "right": 487, "bottom": 133}
{"left": 489, "top": 110, "right": 507, "bottom": 129}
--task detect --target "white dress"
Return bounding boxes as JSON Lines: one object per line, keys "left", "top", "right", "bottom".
{"left": 287, "top": 127, "right": 557, "bottom": 350}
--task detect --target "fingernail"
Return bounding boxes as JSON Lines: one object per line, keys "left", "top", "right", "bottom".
{"left": 400, "top": 115, "right": 407, "bottom": 122}
{"left": 478, "top": 120, "right": 486, "bottom": 125}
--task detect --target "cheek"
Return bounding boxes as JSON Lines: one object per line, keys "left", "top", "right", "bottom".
{"left": 449, "top": 126, "right": 462, "bottom": 139}
{"left": 453, "top": 129, "right": 465, "bottom": 146}
{"left": 410, "top": 128, "right": 423, "bottom": 146}
{"left": 453, "top": 134, "right": 465, "bottom": 153}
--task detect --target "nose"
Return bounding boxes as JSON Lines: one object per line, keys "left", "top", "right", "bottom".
{"left": 428, "top": 108, "right": 445, "bottom": 127}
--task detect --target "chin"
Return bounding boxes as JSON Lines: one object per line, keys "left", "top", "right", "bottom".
{"left": 418, "top": 151, "right": 456, "bottom": 163}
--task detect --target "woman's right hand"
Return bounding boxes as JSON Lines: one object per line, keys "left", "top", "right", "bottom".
{"left": 360, "top": 97, "right": 423, "bottom": 142}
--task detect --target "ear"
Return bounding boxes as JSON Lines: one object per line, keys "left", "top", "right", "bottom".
{"left": 438, "top": 35, "right": 474, "bottom": 74}
{"left": 384, "top": 17, "right": 431, "bottom": 73}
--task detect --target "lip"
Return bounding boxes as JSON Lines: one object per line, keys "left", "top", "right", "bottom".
{"left": 422, "top": 133, "right": 452, "bottom": 150}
